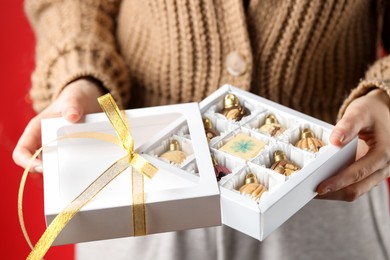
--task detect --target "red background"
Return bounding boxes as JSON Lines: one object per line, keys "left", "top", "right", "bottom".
{"left": 0, "top": 1, "right": 389, "bottom": 259}
{"left": 0, "top": 1, "right": 73, "bottom": 259}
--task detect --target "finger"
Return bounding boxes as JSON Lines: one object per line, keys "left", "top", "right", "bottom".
{"left": 13, "top": 117, "right": 43, "bottom": 173}
{"left": 12, "top": 147, "right": 42, "bottom": 173}
{"left": 330, "top": 110, "right": 367, "bottom": 147}
{"left": 317, "top": 147, "right": 389, "bottom": 195}
{"left": 316, "top": 166, "right": 389, "bottom": 201}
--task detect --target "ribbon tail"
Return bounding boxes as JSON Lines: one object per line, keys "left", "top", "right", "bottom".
{"left": 27, "top": 155, "right": 130, "bottom": 260}
{"left": 132, "top": 170, "right": 146, "bottom": 236}
{"left": 129, "top": 154, "right": 158, "bottom": 236}
{"left": 18, "top": 132, "right": 121, "bottom": 252}
{"left": 59, "top": 132, "right": 120, "bottom": 146}
{"left": 18, "top": 147, "right": 43, "bottom": 251}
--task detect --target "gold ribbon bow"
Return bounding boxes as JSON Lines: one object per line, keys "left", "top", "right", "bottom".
{"left": 19, "top": 94, "right": 158, "bottom": 259}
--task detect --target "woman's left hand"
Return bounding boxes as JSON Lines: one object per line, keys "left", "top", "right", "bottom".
{"left": 316, "top": 89, "right": 390, "bottom": 201}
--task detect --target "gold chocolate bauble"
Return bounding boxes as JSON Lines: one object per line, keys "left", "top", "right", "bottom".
{"left": 295, "top": 128, "right": 325, "bottom": 152}
{"left": 259, "top": 114, "right": 286, "bottom": 137}
{"left": 160, "top": 139, "right": 187, "bottom": 164}
{"left": 203, "top": 117, "right": 220, "bottom": 142}
{"left": 238, "top": 173, "right": 267, "bottom": 200}
{"left": 270, "top": 150, "right": 301, "bottom": 176}
{"left": 220, "top": 94, "right": 249, "bottom": 121}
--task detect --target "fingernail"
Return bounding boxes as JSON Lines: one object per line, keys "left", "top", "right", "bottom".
{"left": 331, "top": 130, "right": 345, "bottom": 144}
{"left": 65, "top": 107, "right": 79, "bottom": 121}
{"left": 34, "top": 165, "right": 43, "bottom": 173}
{"left": 318, "top": 188, "right": 332, "bottom": 196}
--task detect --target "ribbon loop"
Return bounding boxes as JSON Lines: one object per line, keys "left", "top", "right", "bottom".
{"left": 98, "top": 94, "right": 133, "bottom": 151}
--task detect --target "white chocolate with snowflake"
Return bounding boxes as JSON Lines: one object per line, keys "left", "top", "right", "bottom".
{"left": 219, "top": 133, "right": 265, "bottom": 160}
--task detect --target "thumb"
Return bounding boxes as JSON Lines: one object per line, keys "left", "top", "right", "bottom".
{"left": 330, "top": 112, "right": 363, "bottom": 147}
{"left": 61, "top": 99, "right": 84, "bottom": 123}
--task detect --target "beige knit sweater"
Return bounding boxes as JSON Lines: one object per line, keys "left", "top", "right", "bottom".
{"left": 25, "top": 0, "right": 390, "bottom": 123}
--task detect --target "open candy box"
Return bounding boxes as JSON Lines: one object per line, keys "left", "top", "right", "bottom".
{"left": 41, "top": 103, "right": 221, "bottom": 245}
{"left": 198, "top": 85, "right": 358, "bottom": 240}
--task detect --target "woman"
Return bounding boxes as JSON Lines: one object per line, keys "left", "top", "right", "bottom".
{"left": 14, "top": 0, "right": 390, "bottom": 259}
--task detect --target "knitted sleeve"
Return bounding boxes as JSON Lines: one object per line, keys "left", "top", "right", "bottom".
{"left": 25, "top": 0, "right": 131, "bottom": 112}
{"left": 337, "top": 2, "right": 390, "bottom": 120}
{"left": 337, "top": 74, "right": 390, "bottom": 120}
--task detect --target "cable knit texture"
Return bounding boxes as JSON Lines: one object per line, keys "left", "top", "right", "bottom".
{"left": 25, "top": 0, "right": 131, "bottom": 111}
{"left": 26, "top": 0, "right": 390, "bottom": 123}
{"left": 24, "top": 1, "right": 390, "bottom": 259}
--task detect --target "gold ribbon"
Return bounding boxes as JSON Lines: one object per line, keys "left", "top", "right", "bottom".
{"left": 18, "top": 94, "right": 158, "bottom": 259}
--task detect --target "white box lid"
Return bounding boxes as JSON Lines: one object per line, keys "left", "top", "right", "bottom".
{"left": 42, "top": 102, "right": 221, "bottom": 245}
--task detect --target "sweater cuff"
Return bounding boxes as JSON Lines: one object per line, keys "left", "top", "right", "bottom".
{"left": 29, "top": 38, "right": 131, "bottom": 112}
{"left": 337, "top": 79, "right": 390, "bottom": 120}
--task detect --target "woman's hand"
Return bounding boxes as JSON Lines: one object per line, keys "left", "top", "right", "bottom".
{"left": 316, "top": 89, "right": 390, "bottom": 201}
{"left": 13, "top": 78, "right": 104, "bottom": 173}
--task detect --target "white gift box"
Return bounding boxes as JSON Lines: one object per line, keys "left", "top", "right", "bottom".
{"left": 199, "top": 85, "right": 357, "bottom": 240}
{"left": 42, "top": 84, "right": 357, "bottom": 245}
{"left": 41, "top": 103, "right": 221, "bottom": 245}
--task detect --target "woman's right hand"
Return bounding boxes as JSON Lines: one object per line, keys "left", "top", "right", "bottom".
{"left": 13, "top": 78, "right": 105, "bottom": 173}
